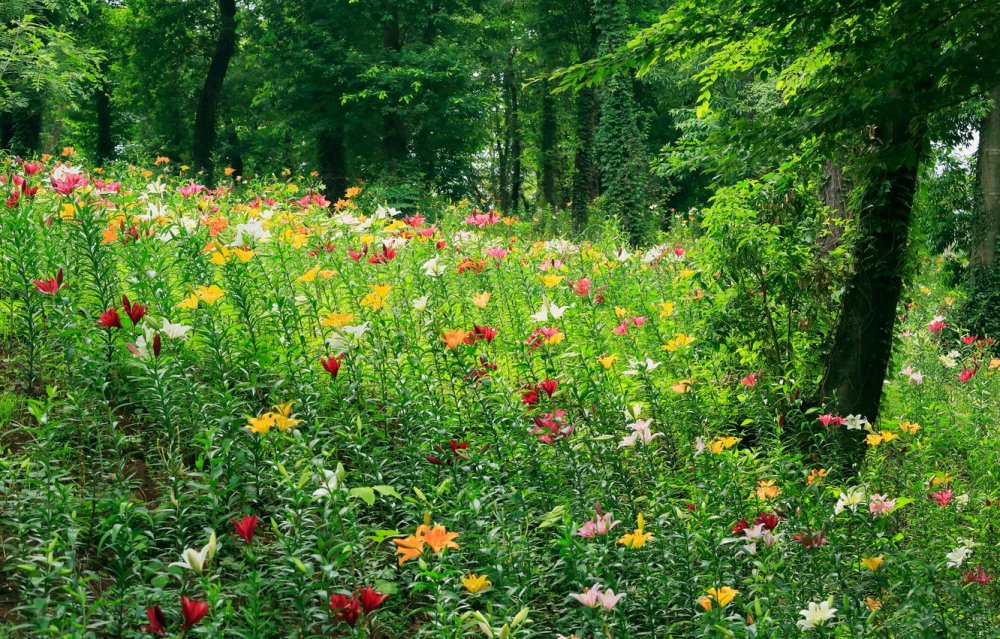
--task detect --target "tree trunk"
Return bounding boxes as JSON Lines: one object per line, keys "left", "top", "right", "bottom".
{"left": 540, "top": 78, "right": 557, "bottom": 208}
{"left": 505, "top": 49, "right": 522, "bottom": 214}
{"left": 818, "top": 160, "right": 852, "bottom": 257}
{"left": 0, "top": 93, "right": 44, "bottom": 155}
{"left": 819, "top": 117, "right": 924, "bottom": 468}
{"left": 570, "top": 85, "right": 598, "bottom": 227}
{"left": 318, "top": 126, "right": 347, "bottom": 199}
{"left": 971, "top": 86, "right": 1000, "bottom": 281}
{"left": 381, "top": 15, "right": 408, "bottom": 166}
{"left": 192, "top": 0, "right": 237, "bottom": 184}
{"left": 95, "top": 62, "right": 114, "bottom": 165}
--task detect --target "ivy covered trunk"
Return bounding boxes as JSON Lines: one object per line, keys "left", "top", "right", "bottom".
{"left": 192, "top": 0, "right": 237, "bottom": 184}
{"left": 966, "top": 86, "right": 1000, "bottom": 336}
{"left": 819, "top": 117, "right": 923, "bottom": 467}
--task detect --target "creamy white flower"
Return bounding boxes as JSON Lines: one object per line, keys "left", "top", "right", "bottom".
{"left": 231, "top": 219, "right": 270, "bottom": 245}
{"left": 623, "top": 358, "right": 661, "bottom": 375}
{"left": 170, "top": 531, "right": 217, "bottom": 575}
{"left": 843, "top": 414, "right": 870, "bottom": 431}
{"left": 312, "top": 464, "right": 345, "bottom": 499}
{"left": 613, "top": 247, "right": 631, "bottom": 262}
{"left": 946, "top": 545, "right": 973, "bottom": 568}
{"left": 531, "top": 298, "right": 570, "bottom": 323}
{"left": 797, "top": 599, "right": 837, "bottom": 630}
{"left": 412, "top": 295, "right": 430, "bottom": 311}
{"left": 146, "top": 181, "right": 167, "bottom": 195}
{"left": 130, "top": 327, "right": 158, "bottom": 359}
{"left": 834, "top": 488, "right": 866, "bottom": 515}
{"left": 422, "top": 257, "right": 447, "bottom": 277}
{"left": 161, "top": 318, "right": 193, "bottom": 340}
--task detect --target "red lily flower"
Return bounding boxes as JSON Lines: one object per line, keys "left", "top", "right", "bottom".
{"left": 23, "top": 162, "right": 43, "bottom": 175}
{"left": 329, "top": 593, "right": 362, "bottom": 626}
{"left": 571, "top": 277, "right": 591, "bottom": 297}
{"left": 320, "top": 353, "right": 344, "bottom": 378}
{"left": 152, "top": 332, "right": 162, "bottom": 358}
{"left": 122, "top": 295, "right": 147, "bottom": 325}
{"left": 98, "top": 307, "right": 123, "bottom": 329}
{"left": 792, "top": 529, "right": 828, "bottom": 550}
{"left": 731, "top": 517, "right": 749, "bottom": 534}
{"left": 233, "top": 514, "right": 259, "bottom": 544}
{"left": 180, "top": 596, "right": 209, "bottom": 628}
{"left": 521, "top": 386, "right": 539, "bottom": 406}
{"left": 357, "top": 586, "right": 389, "bottom": 613}
{"left": 755, "top": 511, "right": 780, "bottom": 531}
{"left": 145, "top": 605, "right": 167, "bottom": 635}
{"left": 537, "top": 378, "right": 558, "bottom": 397}
{"left": 34, "top": 268, "right": 64, "bottom": 295}
{"left": 473, "top": 325, "right": 498, "bottom": 343}
{"left": 930, "top": 489, "right": 954, "bottom": 507}
{"left": 961, "top": 567, "right": 995, "bottom": 585}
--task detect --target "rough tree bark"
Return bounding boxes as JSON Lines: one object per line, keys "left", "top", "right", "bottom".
{"left": 971, "top": 86, "right": 1000, "bottom": 282}
{"left": 819, "top": 116, "right": 924, "bottom": 468}
{"left": 505, "top": 48, "right": 522, "bottom": 214}
{"left": 192, "top": 0, "right": 237, "bottom": 184}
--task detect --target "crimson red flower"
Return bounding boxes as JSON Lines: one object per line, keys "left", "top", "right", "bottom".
{"left": 961, "top": 567, "right": 995, "bottom": 585}
{"left": 180, "top": 596, "right": 209, "bottom": 628}
{"left": 23, "top": 162, "right": 43, "bottom": 175}
{"left": 755, "top": 511, "right": 780, "bottom": 531}
{"left": 98, "top": 307, "right": 123, "bottom": 329}
{"left": 152, "top": 332, "right": 162, "bottom": 358}
{"left": 348, "top": 245, "right": 368, "bottom": 261}
{"left": 357, "top": 586, "right": 389, "bottom": 613}
{"left": 521, "top": 386, "right": 539, "bottom": 406}
{"left": 34, "top": 268, "right": 64, "bottom": 295}
{"left": 731, "top": 517, "right": 749, "bottom": 534}
{"left": 329, "top": 593, "right": 362, "bottom": 626}
{"left": 233, "top": 514, "right": 259, "bottom": 544}
{"left": 122, "top": 295, "right": 147, "bottom": 325}
{"left": 537, "top": 378, "right": 558, "bottom": 398}
{"left": 425, "top": 455, "right": 443, "bottom": 464}
{"left": 144, "top": 605, "right": 166, "bottom": 635}
{"left": 792, "top": 529, "right": 828, "bottom": 550}
{"left": 21, "top": 182, "right": 38, "bottom": 198}
{"left": 320, "top": 353, "right": 344, "bottom": 378}
{"left": 958, "top": 366, "right": 978, "bottom": 383}
{"left": 473, "top": 325, "right": 498, "bottom": 343}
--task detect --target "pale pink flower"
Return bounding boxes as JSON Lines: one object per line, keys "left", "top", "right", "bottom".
{"left": 869, "top": 494, "right": 896, "bottom": 516}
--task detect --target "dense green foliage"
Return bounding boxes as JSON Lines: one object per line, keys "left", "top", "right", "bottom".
{"left": 1, "top": 159, "right": 999, "bottom": 638}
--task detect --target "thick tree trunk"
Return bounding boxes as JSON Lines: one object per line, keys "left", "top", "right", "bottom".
{"left": 819, "top": 117, "right": 923, "bottom": 468}
{"left": 971, "top": 86, "right": 1000, "bottom": 281}
{"left": 0, "top": 93, "right": 43, "bottom": 155}
{"left": 95, "top": 64, "right": 114, "bottom": 165}
{"left": 318, "top": 126, "right": 348, "bottom": 199}
{"left": 192, "top": 0, "right": 237, "bottom": 184}
{"left": 540, "top": 78, "right": 558, "bottom": 208}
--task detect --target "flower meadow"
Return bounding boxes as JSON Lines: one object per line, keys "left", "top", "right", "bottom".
{"left": 1, "top": 156, "right": 999, "bottom": 638}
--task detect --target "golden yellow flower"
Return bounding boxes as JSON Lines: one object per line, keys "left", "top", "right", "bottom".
{"left": 344, "top": 186, "right": 362, "bottom": 199}
{"left": 297, "top": 265, "right": 322, "bottom": 283}
{"left": 544, "top": 331, "right": 565, "bottom": 346}
{"left": 658, "top": 301, "right": 675, "bottom": 318}
{"left": 860, "top": 556, "right": 884, "bottom": 572}
{"left": 359, "top": 233, "right": 376, "bottom": 245}
{"left": 930, "top": 473, "right": 953, "bottom": 486}
{"left": 597, "top": 354, "right": 618, "bottom": 369}
{"left": 59, "top": 203, "right": 76, "bottom": 222}
{"left": 321, "top": 312, "right": 355, "bottom": 328}
{"left": 706, "top": 586, "right": 738, "bottom": 608}
{"left": 461, "top": 573, "right": 492, "bottom": 594}
{"left": 663, "top": 333, "right": 695, "bottom": 352}
{"left": 245, "top": 413, "right": 276, "bottom": 435}
{"left": 177, "top": 294, "right": 200, "bottom": 310}
{"left": 865, "top": 433, "right": 884, "bottom": 446}
{"left": 538, "top": 274, "right": 563, "bottom": 288}
{"left": 615, "top": 306, "right": 628, "bottom": 318}
{"left": 864, "top": 597, "right": 882, "bottom": 611}
{"left": 195, "top": 285, "right": 226, "bottom": 305}
{"left": 224, "top": 166, "right": 236, "bottom": 176}
{"left": 233, "top": 248, "right": 256, "bottom": 263}
{"left": 707, "top": 436, "right": 741, "bottom": 454}
{"left": 618, "top": 512, "right": 654, "bottom": 549}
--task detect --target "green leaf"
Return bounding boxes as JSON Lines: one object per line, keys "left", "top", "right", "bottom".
{"left": 349, "top": 487, "right": 376, "bottom": 506}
